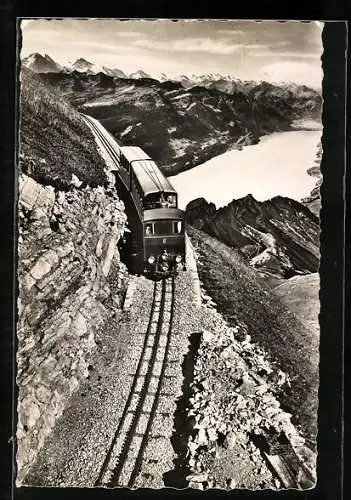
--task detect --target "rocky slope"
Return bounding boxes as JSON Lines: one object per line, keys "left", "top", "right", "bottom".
{"left": 187, "top": 227, "right": 319, "bottom": 451}
{"left": 185, "top": 195, "right": 320, "bottom": 284}
{"left": 16, "top": 67, "right": 128, "bottom": 483}
{"left": 34, "top": 70, "right": 322, "bottom": 176}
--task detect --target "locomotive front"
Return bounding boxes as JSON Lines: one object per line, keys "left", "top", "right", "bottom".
{"left": 143, "top": 208, "right": 185, "bottom": 277}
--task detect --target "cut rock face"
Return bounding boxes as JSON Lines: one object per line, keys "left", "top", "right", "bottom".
{"left": 16, "top": 173, "right": 128, "bottom": 483}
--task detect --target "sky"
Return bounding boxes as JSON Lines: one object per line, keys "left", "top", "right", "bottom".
{"left": 20, "top": 19, "right": 324, "bottom": 88}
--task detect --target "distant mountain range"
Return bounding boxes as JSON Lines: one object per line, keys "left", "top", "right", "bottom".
{"left": 21, "top": 53, "right": 322, "bottom": 95}
{"left": 22, "top": 53, "right": 64, "bottom": 74}
{"left": 21, "top": 53, "right": 152, "bottom": 80}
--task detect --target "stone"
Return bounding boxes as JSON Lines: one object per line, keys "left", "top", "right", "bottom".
{"left": 221, "top": 345, "right": 236, "bottom": 360}
{"left": 68, "top": 376, "right": 79, "bottom": 393}
{"left": 224, "top": 431, "right": 237, "bottom": 450}
{"left": 227, "top": 478, "right": 237, "bottom": 489}
{"left": 22, "top": 400, "right": 41, "bottom": 428}
{"left": 200, "top": 379, "right": 209, "bottom": 391}
{"left": 202, "top": 330, "right": 214, "bottom": 343}
{"left": 86, "top": 331, "right": 96, "bottom": 350}
{"left": 189, "top": 481, "right": 204, "bottom": 490}
{"left": 197, "top": 427, "right": 208, "bottom": 446}
{"left": 19, "top": 176, "right": 41, "bottom": 210}
{"left": 23, "top": 274, "right": 36, "bottom": 291}
{"left": 30, "top": 258, "right": 51, "bottom": 281}
{"left": 188, "top": 440, "right": 199, "bottom": 454}
{"left": 73, "top": 311, "right": 87, "bottom": 337}
{"left": 274, "top": 478, "right": 281, "bottom": 489}
{"left": 35, "top": 385, "right": 51, "bottom": 404}
{"left": 57, "top": 241, "right": 74, "bottom": 258}
{"left": 71, "top": 174, "right": 83, "bottom": 188}
{"left": 207, "top": 427, "right": 217, "bottom": 442}
{"left": 186, "top": 473, "right": 208, "bottom": 483}
{"left": 95, "top": 236, "right": 104, "bottom": 257}
{"left": 42, "top": 250, "right": 59, "bottom": 267}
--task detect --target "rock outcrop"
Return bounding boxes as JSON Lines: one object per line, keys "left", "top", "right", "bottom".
{"left": 16, "top": 173, "right": 128, "bottom": 482}
{"left": 186, "top": 319, "right": 316, "bottom": 490}
{"left": 16, "top": 65, "right": 132, "bottom": 483}
{"left": 187, "top": 226, "right": 319, "bottom": 450}
{"left": 185, "top": 195, "right": 320, "bottom": 281}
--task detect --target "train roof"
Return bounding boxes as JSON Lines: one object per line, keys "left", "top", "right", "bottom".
{"left": 144, "top": 208, "right": 184, "bottom": 222}
{"left": 120, "top": 146, "right": 152, "bottom": 162}
{"left": 121, "top": 146, "right": 176, "bottom": 196}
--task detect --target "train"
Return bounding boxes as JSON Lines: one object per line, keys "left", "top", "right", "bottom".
{"left": 112, "top": 146, "right": 186, "bottom": 278}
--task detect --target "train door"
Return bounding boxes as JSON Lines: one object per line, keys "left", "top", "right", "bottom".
{"left": 129, "top": 219, "right": 144, "bottom": 274}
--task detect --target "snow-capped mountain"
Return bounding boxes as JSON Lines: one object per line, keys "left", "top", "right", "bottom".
{"left": 102, "top": 67, "right": 128, "bottom": 79}
{"left": 69, "top": 58, "right": 105, "bottom": 75}
{"left": 22, "top": 53, "right": 62, "bottom": 73}
{"left": 129, "top": 69, "right": 152, "bottom": 79}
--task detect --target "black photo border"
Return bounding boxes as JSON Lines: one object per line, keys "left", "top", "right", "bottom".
{"left": 0, "top": 4, "right": 347, "bottom": 500}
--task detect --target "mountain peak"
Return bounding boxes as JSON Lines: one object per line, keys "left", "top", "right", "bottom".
{"left": 71, "top": 58, "right": 104, "bottom": 75}
{"left": 232, "top": 193, "right": 258, "bottom": 205}
{"left": 129, "top": 69, "right": 152, "bottom": 79}
{"left": 73, "top": 57, "right": 92, "bottom": 65}
{"left": 22, "top": 52, "right": 61, "bottom": 73}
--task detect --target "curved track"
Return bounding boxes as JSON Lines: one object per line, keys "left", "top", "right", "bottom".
{"left": 95, "top": 277, "right": 175, "bottom": 488}
{"left": 81, "top": 113, "right": 122, "bottom": 167}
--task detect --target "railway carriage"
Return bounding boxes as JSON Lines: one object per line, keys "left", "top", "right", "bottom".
{"left": 115, "top": 146, "right": 186, "bottom": 278}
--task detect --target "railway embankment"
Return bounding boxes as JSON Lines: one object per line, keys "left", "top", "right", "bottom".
{"left": 22, "top": 266, "right": 199, "bottom": 488}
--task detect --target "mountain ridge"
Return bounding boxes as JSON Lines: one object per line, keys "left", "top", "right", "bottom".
{"left": 22, "top": 52, "right": 322, "bottom": 95}
{"left": 34, "top": 68, "right": 322, "bottom": 177}
{"left": 185, "top": 194, "right": 320, "bottom": 284}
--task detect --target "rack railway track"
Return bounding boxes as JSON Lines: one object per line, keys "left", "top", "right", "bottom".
{"left": 95, "top": 277, "right": 175, "bottom": 488}
{"left": 81, "top": 114, "right": 122, "bottom": 171}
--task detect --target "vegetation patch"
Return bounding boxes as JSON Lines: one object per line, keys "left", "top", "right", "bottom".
{"left": 19, "top": 68, "right": 108, "bottom": 190}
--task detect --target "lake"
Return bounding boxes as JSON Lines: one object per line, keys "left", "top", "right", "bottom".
{"left": 169, "top": 129, "right": 322, "bottom": 210}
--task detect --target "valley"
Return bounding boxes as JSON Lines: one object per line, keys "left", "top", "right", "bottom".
{"left": 23, "top": 53, "right": 322, "bottom": 179}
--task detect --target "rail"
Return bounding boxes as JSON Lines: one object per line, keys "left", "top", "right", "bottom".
{"left": 95, "top": 277, "right": 175, "bottom": 488}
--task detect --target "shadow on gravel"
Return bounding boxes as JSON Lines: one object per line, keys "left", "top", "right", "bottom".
{"left": 163, "top": 332, "right": 201, "bottom": 488}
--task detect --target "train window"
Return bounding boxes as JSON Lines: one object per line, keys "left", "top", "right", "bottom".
{"left": 144, "top": 193, "right": 177, "bottom": 210}
{"left": 173, "top": 221, "right": 183, "bottom": 234}
{"left": 121, "top": 155, "right": 129, "bottom": 171}
{"left": 144, "top": 194, "right": 160, "bottom": 210}
{"left": 166, "top": 195, "right": 177, "bottom": 208}
{"left": 153, "top": 221, "right": 173, "bottom": 234}
{"left": 145, "top": 223, "right": 154, "bottom": 236}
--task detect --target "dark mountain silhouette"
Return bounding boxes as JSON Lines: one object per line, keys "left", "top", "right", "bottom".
{"left": 185, "top": 195, "right": 320, "bottom": 282}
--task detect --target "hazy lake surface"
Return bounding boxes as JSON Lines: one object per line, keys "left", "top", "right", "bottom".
{"left": 169, "top": 130, "right": 322, "bottom": 210}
